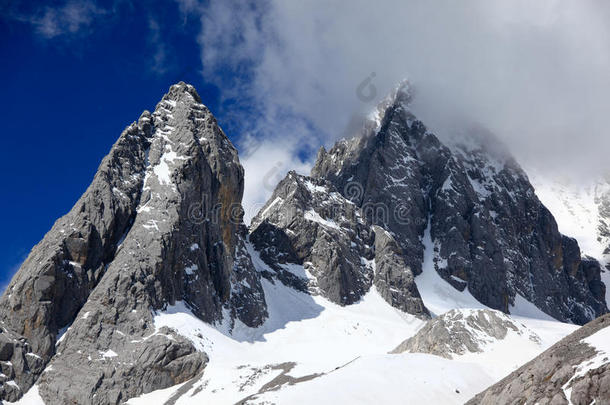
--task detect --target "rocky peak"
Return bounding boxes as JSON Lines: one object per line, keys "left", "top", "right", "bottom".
{"left": 369, "top": 79, "right": 413, "bottom": 132}
{"left": 310, "top": 81, "right": 607, "bottom": 324}
{"left": 250, "top": 166, "right": 430, "bottom": 316}
{"left": 0, "top": 83, "right": 267, "bottom": 404}
{"left": 250, "top": 170, "right": 429, "bottom": 316}
{"left": 250, "top": 172, "right": 376, "bottom": 305}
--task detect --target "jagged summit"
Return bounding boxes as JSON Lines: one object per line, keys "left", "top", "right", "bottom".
{"left": 164, "top": 81, "right": 204, "bottom": 103}
{"left": 317, "top": 79, "right": 417, "bottom": 170}
{"left": 250, "top": 171, "right": 429, "bottom": 317}
{"left": 311, "top": 83, "right": 607, "bottom": 323}
{"left": 252, "top": 81, "right": 607, "bottom": 325}
{"left": 369, "top": 79, "right": 413, "bottom": 129}
{"left": 0, "top": 82, "right": 266, "bottom": 403}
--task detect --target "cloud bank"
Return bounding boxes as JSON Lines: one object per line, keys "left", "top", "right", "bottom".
{"left": 196, "top": 1, "right": 610, "bottom": 216}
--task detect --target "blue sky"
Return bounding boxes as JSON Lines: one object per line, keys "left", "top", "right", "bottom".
{"left": 0, "top": 1, "right": 239, "bottom": 288}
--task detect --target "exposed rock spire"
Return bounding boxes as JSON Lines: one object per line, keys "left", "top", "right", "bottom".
{"left": 0, "top": 82, "right": 267, "bottom": 403}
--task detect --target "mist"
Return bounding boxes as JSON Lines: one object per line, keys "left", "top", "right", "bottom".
{"left": 191, "top": 0, "right": 610, "bottom": 216}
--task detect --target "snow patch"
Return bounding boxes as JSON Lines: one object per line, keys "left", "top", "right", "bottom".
{"left": 510, "top": 294, "right": 557, "bottom": 321}
{"left": 100, "top": 349, "right": 118, "bottom": 358}
{"left": 561, "top": 326, "right": 610, "bottom": 401}
{"left": 260, "top": 196, "right": 283, "bottom": 218}
{"left": 184, "top": 264, "right": 198, "bottom": 276}
{"left": 152, "top": 150, "right": 186, "bottom": 186}
{"left": 583, "top": 325, "right": 610, "bottom": 355}
{"left": 304, "top": 209, "right": 340, "bottom": 230}
{"left": 416, "top": 222, "right": 487, "bottom": 316}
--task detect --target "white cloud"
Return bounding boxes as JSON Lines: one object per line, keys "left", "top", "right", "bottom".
{"left": 240, "top": 135, "right": 312, "bottom": 224}
{"left": 31, "top": 0, "right": 105, "bottom": 38}
{"left": 194, "top": 0, "right": 610, "bottom": 209}
{"left": 147, "top": 16, "right": 168, "bottom": 74}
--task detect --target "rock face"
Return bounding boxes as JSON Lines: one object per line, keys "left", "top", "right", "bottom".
{"left": 0, "top": 83, "right": 267, "bottom": 403}
{"left": 530, "top": 174, "right": 610, "bottom": 307}
{"left": 392, "top": 309, "right": 540, "bottom": 359}
{"left": 0, "top": 328, "right": 45, "bottom": 402}
{"left": 467, "top": 314, "right": 610, "bottom": 405}
{"left": 250, "top": 172, "right": 429, "bottom": 317}
{"left": 310, "top": 81, "right": 607, "bottom": 324}
{"left": 372, "top": 225, "right": 428, "bottom": 315}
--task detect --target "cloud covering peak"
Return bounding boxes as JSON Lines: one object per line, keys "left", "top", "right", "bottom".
{"left": 188, "top": 0, "right": 610, "bottom": 214}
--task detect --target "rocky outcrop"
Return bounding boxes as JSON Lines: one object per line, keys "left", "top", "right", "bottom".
{"left": 467, "top": 314, "right": 610, "bottom": 405}
{"left": 372, "top": 225, "right": 428, "bottom": 315}
{"left": 251, "top": 173, "right": 373, "bottom": 305}
{"left": 598, "top": 180, "right": 610, "bottom": 271}
{"left": 250, "top": 172, "right": 429, "bottom": 317}
{"left": 0, "top": 83, "right": 267, "bottom": 403}
{"left": 529, "top": 173, "right": 610, "bottom": 307}
{"left": 392, "top": 309, "right": 540, "bottom": 359}
{"left": 0, "top": 328, "right": 45, "bottom": 402}
{"left": 311, "top": 81, "right": 607, "bottom": 324}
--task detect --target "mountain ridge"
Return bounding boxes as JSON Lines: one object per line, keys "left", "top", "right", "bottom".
{"left": 0, "top": 82, "right": 607, "bottom": 404}
{"left": 309, "top": 81, "right": 607, "bottom": 323}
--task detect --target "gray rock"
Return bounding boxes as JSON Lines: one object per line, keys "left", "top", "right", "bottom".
{"left": 392, "top": 309, "right": 540, "bottom": 359}
{"left": 372, "top": 225, "right": 428, "bottom": 316}
{"left": 467, "top": 313, "right": 610, "bottom": 405}
{"left": 0, "top": 327, "right": 45, "bottom": 402}
{"left": 251, "top": 173, "right": 375, "bottom": 305}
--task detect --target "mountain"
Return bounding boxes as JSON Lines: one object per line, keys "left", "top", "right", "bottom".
{"left": 0, "top": 83, "right": 266, "bottom": 403}
{"left": 257, "top": 81, "right": 606, "bottom": 324}
{"left": 0, "top": 82, "right": 607, "bottom": 404}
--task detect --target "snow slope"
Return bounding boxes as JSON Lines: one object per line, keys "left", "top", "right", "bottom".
{"left": 119, "top": 240, "right": 577, "bottom": 405}
{"left": 417, "top": 224, "right": 487, "bottom": 316}
{"left": 253, "top": 353, "right": 493, "bottom": 405}
{"left": 130, "top": 279, "right": 426, "bottom": 404}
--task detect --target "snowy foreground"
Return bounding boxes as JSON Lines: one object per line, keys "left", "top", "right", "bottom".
{"left": 13, "top": 244, "right": 578, "bottom": 405}
{"left": 133, "top": 247, "right": 576, "bottom": 405}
